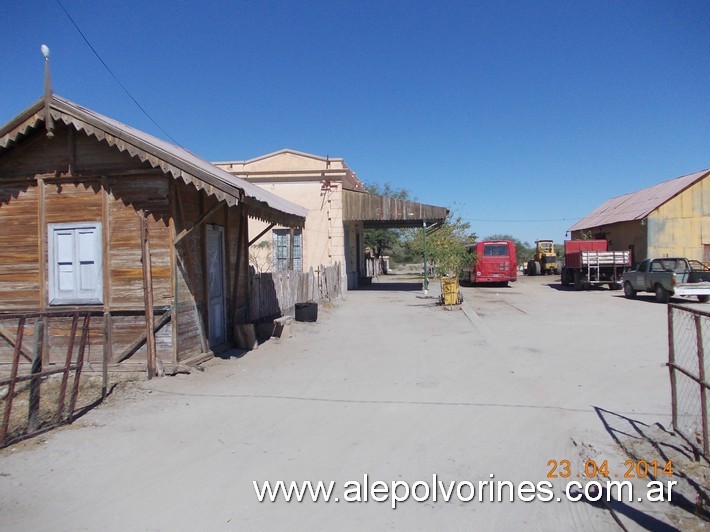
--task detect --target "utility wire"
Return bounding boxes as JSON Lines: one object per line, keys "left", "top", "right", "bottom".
{"left": 55, "top": 0, "right": 182, "bottom": 147}
{"left": 464, "top": 217, "right": 581, "bottom": 223}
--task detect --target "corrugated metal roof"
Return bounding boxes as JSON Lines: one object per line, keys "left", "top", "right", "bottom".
{"left": 0, "top": 95, "right": 307, "bottom": 228}
{"left": 569, "top": 169, "right": 709, "bottom": 231}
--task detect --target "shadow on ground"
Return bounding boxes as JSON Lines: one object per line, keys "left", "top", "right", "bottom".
{"left": 593, "top": 406, "right": 710, "bottom": 527}
{"left": 355, "top": 281, "right": 423, "bottom": 292}
{"left": 572, "top": 484, "right": 680, "bottom": 531}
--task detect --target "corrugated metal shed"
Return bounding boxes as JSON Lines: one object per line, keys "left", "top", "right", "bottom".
{"left": 570, "top": 169, "right": 709, "bottom": 231}
{"left": 0, "top": 95, "right": 307, "bottom": 228}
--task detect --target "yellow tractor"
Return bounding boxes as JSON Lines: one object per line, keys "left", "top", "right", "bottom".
{"left": 527, "top": 240, "right": 558, "bottom": 276}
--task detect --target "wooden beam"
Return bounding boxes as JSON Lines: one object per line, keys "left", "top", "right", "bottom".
{"left": 102, "top": 311, "right": 111, "bottom": 400}
{"left": 38, "top": 177, "right": 47, "bottom": 314}
{"left": 1, "top": 318, "right": 25, "bottom": 444}
{"left": 28, "top": 318, "right": 44, "bottom": 432}
{"left": 249, "top": 223, "right": 275, "bottom": 247}
{"left": 0, "top": 323, "right": 32, "bottom": 362}
{"left": 173, "top": 200, "right": 225, "bottom": 246}
{"left": 102, "top": 176, "right": 111, "bottom": 312}
{"left": 169, "top": 181, "right": 178, "bottom": 364}
{"left": 140, "top": 212, "right": 158, "bottom": 378}
{"left": 115, "top": 310, "right": 171, "bottom": 364}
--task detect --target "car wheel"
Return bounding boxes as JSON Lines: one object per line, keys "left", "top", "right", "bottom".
{"left": 655, "top": 284, "right": 670, "bottom": 303}
{"left": 623, "top": 281, "right": 637, "bottom": 299}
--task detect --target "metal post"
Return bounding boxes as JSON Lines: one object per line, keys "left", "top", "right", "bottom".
{"left": 668, "top": 306, "right": 678, "bottom": 429}
{"left": 423, "top": 220, "right": 428, "bottom": 294}
{"left": 696, "top": 314, "right": 708, "bottom": 457}
{"left": 28, "top": 318, "right": 44, "bottom": 432}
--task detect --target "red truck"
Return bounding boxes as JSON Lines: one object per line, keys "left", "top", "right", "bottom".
{"left": 462, "top": 240, "right": 517, "bottom": 285}
{"left": 560, "top": 240, "right": 631, "bottom": 291}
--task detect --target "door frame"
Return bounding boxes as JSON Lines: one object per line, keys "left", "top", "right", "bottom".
{"left": 206, "top": 224, "right": 227, "bottom": 348}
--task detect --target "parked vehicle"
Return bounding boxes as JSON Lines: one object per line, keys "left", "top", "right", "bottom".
{"left": 560, "top": 239, "right": 631, "bottom": 290}
{"left": 462, "top": 240, "right": 517, "bottom": 285}
{"left": 622, "top": 258, "right": 710, "bottom": 303}
{"left": 527, "top": 240, "right": 558, "bottom": 275}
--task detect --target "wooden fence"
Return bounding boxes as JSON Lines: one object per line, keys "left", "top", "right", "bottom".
{"left": 249, "top": 262, "right": 343, "bottom": 322}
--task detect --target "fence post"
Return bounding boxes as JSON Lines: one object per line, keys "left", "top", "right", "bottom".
{"left": 102, "top": 311, "right": 111, "bottom": 400}
{"left": 696, "top": 313, "right": 708, "bottom": 457}
{"left": 68, "top": 314, "right": 91, "bottom": 422}
{"left": 55, "top": 314, "right": 79, "bottom": 423}
{"left": 1, "top": 317, "right": 26, "bottom": 444}
{"left": 28, "top": 318, "right": 44, "bottom": 432}
{"left": 668, "top": 305, "right": 678, "bottom": 429}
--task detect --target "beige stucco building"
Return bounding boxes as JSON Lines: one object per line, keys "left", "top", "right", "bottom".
{"left": 570, "top": 169, "right": 710, "bottom": 264}
{"left": 215, "top": 149, "right": 449, "bottom": 289}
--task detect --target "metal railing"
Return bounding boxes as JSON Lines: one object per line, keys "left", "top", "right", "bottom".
{"left": 668, "top": 303, "right": 710, "bottom": 459}
{"left": 0, "top": 311, "right": 103, "bottom": 448}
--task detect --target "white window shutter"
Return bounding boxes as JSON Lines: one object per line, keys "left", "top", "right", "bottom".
{"left": 55, "top": 230, "right": 75, "bottom": 295}
{"left": 49, "top": 223, "right": 102, "bottom": 305}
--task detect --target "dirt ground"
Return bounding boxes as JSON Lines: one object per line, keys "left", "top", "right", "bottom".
{"left": 0, "top": 274, "right": 708, "bottom": 530}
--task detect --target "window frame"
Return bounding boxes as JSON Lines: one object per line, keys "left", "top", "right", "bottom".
{"left": 272, "top": 229, "right": 303, "bottom": 272}
{"left": 47, "top": 221, "right": 104, "bottom": 306}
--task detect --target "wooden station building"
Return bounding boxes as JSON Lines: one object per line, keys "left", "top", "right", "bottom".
{"left": 0, "top": 94, "right": 306, "bottom": 372}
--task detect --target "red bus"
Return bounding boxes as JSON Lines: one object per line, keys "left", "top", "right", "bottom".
{"left": 462, "top": 240, "right": 517, "bottom": 285}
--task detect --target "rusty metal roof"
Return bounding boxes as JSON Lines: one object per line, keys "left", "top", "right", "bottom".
{"left": 0, "top": 95, "right": 307, "bottom": 228}
{"left": 569, "top": 169, "right": 709, "bottom": 231}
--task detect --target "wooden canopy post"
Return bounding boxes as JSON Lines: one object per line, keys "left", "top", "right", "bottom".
{"left": 140, "top": 211, "right": 158, "bottom": 378}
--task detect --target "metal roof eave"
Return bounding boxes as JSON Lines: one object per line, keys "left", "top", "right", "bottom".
{"left": 0, "top": 95, "right": 307, "bottom": 229}
{"left": 569, "top": 169, "right": 710, "bottom": 232}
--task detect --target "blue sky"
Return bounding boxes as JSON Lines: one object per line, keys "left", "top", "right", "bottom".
{"left": 1, "top": 1, "right": 708, "bottom": 244}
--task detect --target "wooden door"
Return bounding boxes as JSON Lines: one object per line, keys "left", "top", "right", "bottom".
{"left": 207, "top": 225, "right": 226, "bottom": 347}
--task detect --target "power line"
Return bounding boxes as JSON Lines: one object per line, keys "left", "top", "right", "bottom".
{"left": 464, "top": 217, "right": 581, "bottom": 223}
{"left": 55, "top": 0, "right": 182, "bottom": 147}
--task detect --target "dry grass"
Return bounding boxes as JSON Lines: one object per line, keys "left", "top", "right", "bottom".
{"left": 1, "top": 373, "right": 116, "bottom": 445}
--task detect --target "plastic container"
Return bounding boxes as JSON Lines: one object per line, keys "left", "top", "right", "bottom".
{"left": 441, "top": 277, "right": 460, "bottom": 305}
{"left": 295, "top": 301, "right": 318, "bottom": 322}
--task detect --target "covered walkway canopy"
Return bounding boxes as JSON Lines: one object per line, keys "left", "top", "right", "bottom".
{"left": 343, "top": 189, "right": 449, "bottom": 229}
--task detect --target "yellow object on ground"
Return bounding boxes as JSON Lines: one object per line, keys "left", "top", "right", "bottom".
{"left": 441, "top": 276, "right": 460, "bottom": 305}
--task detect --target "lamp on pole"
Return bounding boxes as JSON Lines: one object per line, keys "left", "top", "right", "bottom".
{"left": 423, "top": 220, "right": 428, "bottom": 294}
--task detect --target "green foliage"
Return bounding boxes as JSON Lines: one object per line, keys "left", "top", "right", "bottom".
{"left": 409, "top": 214, "right": 476, "bottom": 277}
{"left": 364, "top": 182, "right": 414, "bottom": 200}
{"left": 484, "top": 234, "right": 534, "bottom": 266}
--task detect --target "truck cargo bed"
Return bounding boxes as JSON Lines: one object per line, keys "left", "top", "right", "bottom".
{"left": 565, "top": 251, "right": 631, "bottom": 269}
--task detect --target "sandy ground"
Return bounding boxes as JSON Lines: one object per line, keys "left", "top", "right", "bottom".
{"left": 0, "top": 274, "right": 707, "bottom": 531}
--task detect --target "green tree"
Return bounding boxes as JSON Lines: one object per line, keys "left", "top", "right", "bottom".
{"left": 483, "top": 234, "right": 534, "bottom": 266}
{"left": 408, "top": 214, "right": 477, "bottom": 277}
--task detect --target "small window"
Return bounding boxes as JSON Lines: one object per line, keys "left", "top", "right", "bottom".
{"left": 273, "top": 229, "right": 302, "bottom": 272}
{"left": 48, "top": 222, "right": 103, "bottom": 305}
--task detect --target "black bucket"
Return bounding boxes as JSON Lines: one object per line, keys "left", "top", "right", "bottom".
{"left": 295, "top": 302, "right": 318, "bottom": 322}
